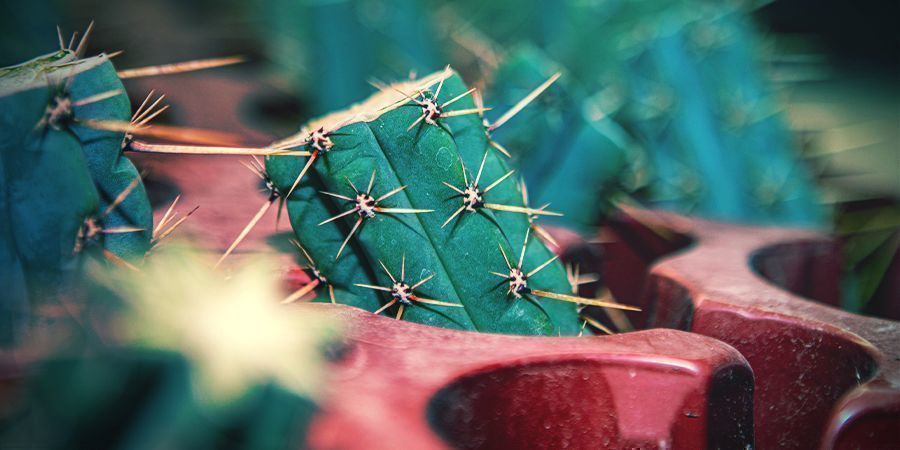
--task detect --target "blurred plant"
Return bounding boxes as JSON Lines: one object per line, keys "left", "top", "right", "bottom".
{"left": 0, "top": 23, "right": 249, "bottom": 343}
{"left": 260, "top": 0, "right": 440, "bottom": 113}
{"left": 0, "top": 245, "right": 338, "bottom": 449}
{"left": 455, "top": 0, "right": 824, "bottom": 228}
{"left": 837, "top": 203, "right": 900, "bottom": 313}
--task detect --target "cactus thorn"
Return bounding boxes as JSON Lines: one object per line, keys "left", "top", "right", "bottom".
{"left": 71, "top": 89, "right": 123, "bottom": 107}
{"left": 214, "top": 184, "right": 279, "bottom": 269}
{"left": 400, "top": 76, "right": 485, "bottom": 133}
{"left": 520, "top": 178, "right": 559, "bottom": 248}
{"left": 281, "top": 278, "right": 320, "bottom": 304}
{"left": 56, "top": 26, "right": 66, "bottom": 51}
{"left": 491, "top": 227, "right": 639, "bottom": 311}
{"left": 116, "top": 55, "right": 245, "bottom": 79}
{"left": 74, "top": 20, "right": 94, "bottom": 58}
{"left": 151, "top": 195, "right": 198, "bottom": 247}
{"left": 320, "top": 170, "right": 431, "bottom": 259}
{"left": 356, "top": 257, "right": 461, "bottom": 320}
{"left": 442, "top": 152, "right": 555, "bottom": 228}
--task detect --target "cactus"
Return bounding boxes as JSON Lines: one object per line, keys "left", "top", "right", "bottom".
{"left": 0, "top": 246, "right": 335, "bottom": 449}
{"left": 443, "top": 0, "right": 824, "bottom": 227}
{"left": 485, "top": 45, "right": 639, "bottom": 232}
{"left": 263, "top": 68, "right": 634, "bottom": 335}
{"left": 263, "top": 0, "right": 440, "bottom": 114}
{"left": 0, "top": 25, "right": 243, "bottom": 343}
{"left": 0, "top": 35, "right": 150, "bottom": 342}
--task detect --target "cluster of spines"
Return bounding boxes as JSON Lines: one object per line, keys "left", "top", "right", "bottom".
{"left": 6, "top": 24, "right": 250, "bottom": 278}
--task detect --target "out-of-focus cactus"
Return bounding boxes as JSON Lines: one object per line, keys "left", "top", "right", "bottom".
{"left": 0, "top": 247, "right": 337, "bottom": 449}
{"left": 449, "top": 0, "right": 824, "bottom": 227}
{"left": 0, "top": 40, "right": 151, "bottom": 342}
{"left": 264, "top": 68, "right": 634, "bottom": 335}
{"left": 486, "top": 45, "right": 638, "bottom": 232}
{"left": 262, "top": 0, "right": 440, "bottom": 113}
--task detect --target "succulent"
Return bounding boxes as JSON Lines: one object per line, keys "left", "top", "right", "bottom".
{"left": 0, "top": 34, "right": 150, "bottom": 342}
{"left": 262, "top": 68, "right": 634, "bottom": 336}
{"left": 486, "top": 45, "right": 638, "bottom": 232}
{"left": 0, "top": 25, "right": 242, "bottom": 343}
{"left": 444, "top": 0, "right": 824, "bottom": 226}
{"left": 263, "top": 0, "right": 440, "bottom": 114}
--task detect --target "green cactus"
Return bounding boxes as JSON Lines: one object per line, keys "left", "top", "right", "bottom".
{"left": 0, "top": 39, "right": 152, "bottom": 342}
{"left": 264, "top": 68, "right": 634, "bottom": 336}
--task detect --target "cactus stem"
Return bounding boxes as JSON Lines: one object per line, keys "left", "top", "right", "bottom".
{"left": 75, "top": 175, "right": 148, "bottom": 253}
{"left": 116, "top": 56, "right": 245, "bottom": 79}
{"left": 399, "top": 77, "right": 484, "bottom": 132}
{"left": 281, "top": 278, "right": 320, "bottom": 304}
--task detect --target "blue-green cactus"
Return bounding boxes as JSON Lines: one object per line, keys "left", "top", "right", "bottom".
{"left": 0, "top": 45, "right": 152, "bottom": 342}
{"left": 265, "top": 69, "right": 634, "bottom": 335}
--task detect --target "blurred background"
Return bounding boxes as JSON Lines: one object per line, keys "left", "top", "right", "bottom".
{"left": 2, "top": 0, "right": 896, "bottom": 313}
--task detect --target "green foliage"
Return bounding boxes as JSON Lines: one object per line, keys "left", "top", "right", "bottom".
{"left": 0, "top": 49, "right": 152, "bottom": 342}
{"left": 267, "top": 70, "right": 582, "bottom": 335}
